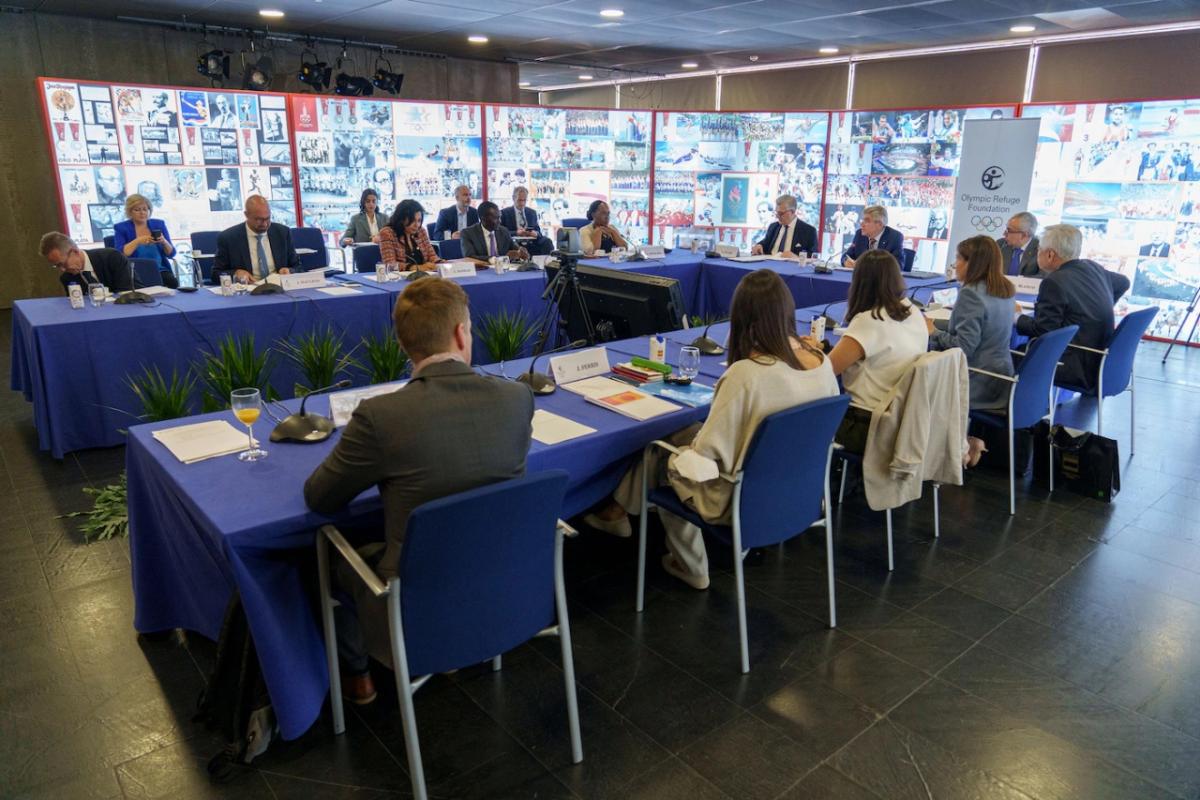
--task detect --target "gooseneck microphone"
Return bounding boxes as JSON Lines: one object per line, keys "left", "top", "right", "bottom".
{"left": 114, "top": 259, "right": 153, "bottom": 304}
{"left": 517, "top": 339, "right": 588, "bottom": 395}
{"left": 690, "top": 317, "right": 729, "bottom": 356}
{"left": 269, "top": 379, "right": 353, "bottom": 443}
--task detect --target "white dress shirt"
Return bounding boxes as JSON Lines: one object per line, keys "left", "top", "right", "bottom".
{"left": 367, "top": 215, "right": 379, "bottom": 237}
{"left": 245, "top": 224, "right": 275, "bottom": 277}
{"left": 457, "top": 207, "right": 469, "bottom": 232}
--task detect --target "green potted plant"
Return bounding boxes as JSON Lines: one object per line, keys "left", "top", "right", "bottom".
{"left": 358, "top": 327, "right": 410, "bottom": 385}
{"left": 196, "top": 332, "right": 278, "bottom": 412}
{"left": 477, "top": 308, "right": 537, "bottom": 364}
{"left": 277, "top": 326, "right": 358, "bottom": 397}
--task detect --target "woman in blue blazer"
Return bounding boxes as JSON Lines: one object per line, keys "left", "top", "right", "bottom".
{"left": 112, "top": 194, "right": 179, "bottom": 288}
{"left": 928, "top": 235, "right": 1015, "bottom": 465}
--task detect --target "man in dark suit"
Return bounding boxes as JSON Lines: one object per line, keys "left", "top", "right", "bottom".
{"left": 39, "top": 231, "right": 133, "bottom": 293}
{"left": 1016, "top": 224, "right": 1131, "bottom": 391}
{"left": 1139, "top": 236, "right": 1170, "bottom": 258}
{"left": 462, "top": 202, "right": 529, "bottom": 265}
{"left": 843, "top": 205, "right": 904, "bottom": 267}
{"left": 212, "top": 195, "right": 299, "bottom": 282}
{"left": 305, "top": 277, "right": 534, "bottom": 703}
{"left": 750, "top": 194, "right": 817, "bottom": 259}
{"left": 501, "top": 186, "right": 553, "bottom": 256}
{"left": 997, "top": 211, "right": 1042, "bottom": 277}
{"left": 433, "top": 184, "right": 478, "bottom": 240}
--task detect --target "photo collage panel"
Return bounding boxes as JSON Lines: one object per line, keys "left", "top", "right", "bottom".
{"left": 1022, "top": 99, "right": 1200, "bottom": 341}
{"left": 654, "top": 112, "right": 827, "bottom": 250}
{"left": 486, "top": 107, "right": 652, "bottom": 246}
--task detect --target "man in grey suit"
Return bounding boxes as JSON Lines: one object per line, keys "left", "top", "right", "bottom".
{"left": 462, "top": 201, "right": 529, "bottom": 265}
{"left": 1016, "top": 224, "right": 1130, "bottom": 391}
{"left": 305, "top": 277, "right": 534, "bottom": 703}
{"left": 997, "top": 211, "right": 1042, "bottom": 277}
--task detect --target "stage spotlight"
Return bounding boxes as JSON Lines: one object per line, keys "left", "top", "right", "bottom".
{"left": 243, "top": 56, "right": 274, "bottom": 91}
{"left": 298, "top": 56, "right": 332, "bottom": 90}
{"left": 334, "top": 73, "right": 374, "bottom": 96}
{"left": 371, "top": 58, "right": 404, "bottom": 95}
{"left": 197, "top": 50, "right": 230, "bottom": 81}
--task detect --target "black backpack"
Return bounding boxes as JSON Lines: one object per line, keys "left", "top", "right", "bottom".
{"left": 194, "top": 592, "right": 278, "bottom": 782}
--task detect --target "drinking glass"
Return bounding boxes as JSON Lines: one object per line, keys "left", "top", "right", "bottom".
{"left": 231, "top": 388, "right": 267, "bottom": 461}
{"left": 386, "top": 261, "right": 401, "bottom": 281}
{"left": 679, "top": 346, "right": 701, "bottom": 381}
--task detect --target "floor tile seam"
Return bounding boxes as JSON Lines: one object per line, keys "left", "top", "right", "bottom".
{"left": 255, "top": 767, "right": 396, "bottom": 794}
{"left": 770, "top": 761, "right": 886, "bottom": 800}
{"left": 1095, "top": 530, "right": 1200, "bottom": 578}
{"left": 624, "top": 753, "right": 735, "bottom": 800}
{"left": 348, "top": 697, "right": 415, "bottom": 775}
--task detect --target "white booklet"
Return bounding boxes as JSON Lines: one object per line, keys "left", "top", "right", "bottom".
{"left": 152, "top": 420, "right": 256, "bottom": 464}
{"left": 532, "top": 409, "right": 596, "bottom": 444}
{"left": 561, "top": 376, "right": 680, "bottom": 421}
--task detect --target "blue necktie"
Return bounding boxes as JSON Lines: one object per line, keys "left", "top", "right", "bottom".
{"left": 255, "top": 234, "right": 269, "bottom": 278}
{"left": 1009, "top": 248, "right": 1022, "bottom": 276}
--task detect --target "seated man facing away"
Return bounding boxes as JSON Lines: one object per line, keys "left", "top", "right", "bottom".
{"left": 212, "top": 195, "right": 299, "bottom": 283}
{"left": 461, "top": 201, "right": 529, "bottom": 265}
{"left": 501, "top": 185, "right": 554, "bottom": 256}
{"left": 39, "top": 231, "right": 133, "bottom": 293}
{"left": 1015, "top": 223, "right": 1130, "bottom": 391}
{"left": 304, "top": 278, "right": 534, "bottom": 703}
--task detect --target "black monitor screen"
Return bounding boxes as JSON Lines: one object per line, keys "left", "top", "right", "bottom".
{"left": 544, "top": 263, "right": 686, "bottom": 342}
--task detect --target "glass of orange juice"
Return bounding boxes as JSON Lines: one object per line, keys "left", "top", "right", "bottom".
{"left": 231, "top": 387, "right": 267, "bottom": 462}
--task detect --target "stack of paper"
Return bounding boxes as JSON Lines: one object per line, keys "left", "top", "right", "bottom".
{"left": 560, "top": 376, "right": 681, "bottom": 421}
{"left": 152, "top": 420, "right": 256, "bottom": 464}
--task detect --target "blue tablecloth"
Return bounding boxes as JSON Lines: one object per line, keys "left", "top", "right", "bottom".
{"left": 11, "top": 286, "right": 393, "bottom": 458}
{"left": 128, "top": 343, "right": 708, "bottom": 740}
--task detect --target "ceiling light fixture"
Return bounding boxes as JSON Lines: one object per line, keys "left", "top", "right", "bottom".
{"left": 600, "top": 9, "right": 624, "bottom": 17}
{"left": 681, "top": 61, "right": 698, "bottom": 68}
{"left": 578, "top": 74, "right": 594, "bottom": 80}
{"left": 371, "top": 57, "right": 404, "bottom": 95}
{"left": 196, "top": 49, "right": 230, "bottom": 82}
{"left": 298, "top": 52, "right": 331, "bottom": 91}
{"left": 519, "top": 81, "right": 531, "bottom": 87}
{"left": 819, "top": 46, "right": 839, "bottom": 54}
{"left": 1010, "top": 24, "right": 1035, "bottom": 33}
{"left": 468, "top": 35, "right": 488, "bottom": 43}
{"left": 259, "top": 9, "right": 284, "bottom": 17}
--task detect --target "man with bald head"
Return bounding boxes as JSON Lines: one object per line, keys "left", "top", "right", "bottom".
{"left": 213, "top": 194, "right": 300, "bottom": 282}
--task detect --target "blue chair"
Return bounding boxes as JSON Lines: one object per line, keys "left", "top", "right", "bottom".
{"left": 970, "top": 325, "right": 1078, "bottom": 515}
{"left": 317, "top": 471, "right": 582, "bottom": 800}
{"left": 439, "top": 239, "right": 463, "bottom": 260}
{"left": 1054, "top": 307, "right": 1157, "bottom": 455}
{"left": 635, "top": 395, "right": 850, "bottom": 673}
{"left": 352, "top": 244, "right": 382, "bottom": 272}
{"left": 190, "top": 231, "right": 221, "bottom": 284}
{"left": 103, "top": 235, "right": 116, "bottom": 249}
{"left": 901, "top": 247, "right": 915, "bottom": 272}
{"left": 290, "top": 226, "right": 328, "bottom": 271}
{"left": 426, "top": 222, "right": 438, "bottom": 240}
{"left": 129, "top": 258, "right": 163, "bottom": 288}
{"left": 561, "top": 217, "right": 589, "bottom": 230}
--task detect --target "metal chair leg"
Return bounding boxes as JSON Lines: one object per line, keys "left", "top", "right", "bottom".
{"left": 1007, "top": 417, "right": 1016, "bottom": 516}
{"left": 1129, "top": 380, "right": 1136, "bottom": 456}
{"left": 1047, "top": 389, "right": 1056, "bottom": 494}
{"left": 885, "top": 509, "right": 894, "bottom": 571}
{"left": 388, "top": 587, "right": 428, "bottom": 800}
{"left": 932, "top": 483, "right": 940, "bottom": 538}
{"left": 555, "top": 532, "right": 584, "bottom": 764}
{"left": 491, "top": 655, "right": 502, "bottom": 672}
{"left": 635, "top": 449, "right": 650, "bottom": 613}
{"left": 316, "top": 534, "right": 345, "bottom": 736}
{"left": 732, "top": 525, "right": 750, "bottom": 674}
{"left": 823, "top": 450, "right": 837, "bottom": 629}
{"left": 838, "top": 461, "right": 848, "bottom": 504}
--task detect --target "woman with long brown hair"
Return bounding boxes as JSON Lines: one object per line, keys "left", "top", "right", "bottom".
{"left": 928, "top": 235, "right": 1016, "bottom": 465}
{"left": 824, "top": 250, "right": 929, "bottom": 453}
{"left": 585, "top": 269, "right": 838, "bottom": 589}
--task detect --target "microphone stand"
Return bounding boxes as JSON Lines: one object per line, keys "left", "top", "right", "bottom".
{"left": 517, "top": 338, "right": 588, "bottom": 395}
{"left": 690, "top": 317, "right": 728, "bottom": 355}
{"left": 269, "top": 379, "right": 353, "bottom": 443}
{"left": 114, "top": 258, "right": 153, "bottom": 304}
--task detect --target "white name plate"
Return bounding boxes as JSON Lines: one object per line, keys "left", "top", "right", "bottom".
{"left": 1010, "top": 276, "right": 1043, "bottom": 295}
{"left": 715, "top": 243, "right": 739, "bottom": 259}
{"left": 268, "top": 271, "right": 327, "bottom": 291}
{"left": 550, "top": 347, "right": 610, "bottom": 386}
{"left": 438, "top": 261, "right": 477, "bottom": 279}
{"left": 639, "top": 244, "right": 666, "bottom": 259}
{"left": 329, "top": 382, "right": 407, "bottom": 427}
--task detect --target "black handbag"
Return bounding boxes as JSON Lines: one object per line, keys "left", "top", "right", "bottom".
{"left": 1031, "top": 421, "right": 1121, "bottom": 502}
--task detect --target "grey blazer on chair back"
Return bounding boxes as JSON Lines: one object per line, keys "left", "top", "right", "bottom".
{"left": 928, "top": 282, "right": 1015, "bottom": 410}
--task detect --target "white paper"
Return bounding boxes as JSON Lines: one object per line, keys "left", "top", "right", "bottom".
{"left": 134, "top": 285, "right": 175, "bottom": 297}
{"left": 925, "top": 307, "right": 953, "bottom": 322}
{"left": 329, "top": 382, "right": 407, "bottom": 427}
{"left": 558, "top": 376, "right": 632, "bottom": 400}
{"left": 672, "top": 448, "right": 720, "bottom": 482}
{"left": 316, "top": 286, "right": 361, "bottom": 297}
{"left": 295, "top": 248, "right": 318, "bottom": 254}
{"left": 584, "top": 387, "right": 680, "bottom": 421}
{"left": 152, "top": 420, "right": 256, "bottom": 464}
{"left": 531, "top": 409, "right": 596, "bottom": 445}
{"left": 728, "top": 254, "right": 774, "bottom": 263}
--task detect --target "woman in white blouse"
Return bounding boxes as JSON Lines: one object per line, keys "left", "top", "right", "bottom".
{"left": 341, "top": 189, "right": 384, "bottom": 245}
{"left": 585, "top": 269, "right": 840, "bottom": 589}
{"left": 818, "top": 250, "right": 928, "bottom": 453}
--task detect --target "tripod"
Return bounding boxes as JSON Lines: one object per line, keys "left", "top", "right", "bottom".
{"left": 529, "top": 253, "right": 596, "bottom": 356}
{"left": 1161, "top": 282, "right": 1200, "bottom": 363}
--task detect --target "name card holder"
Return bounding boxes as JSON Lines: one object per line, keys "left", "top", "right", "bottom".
{"left": 639, "top": 244, "right": 666, "bottom": 259}
{"left": 438, "top": 261, "right": 477, "bottom": 279}
{"left": 715, "top": 243, "right": 739, "bottom": 259}
{"left": 1010, "top": 276, "right": 1043, "bottom": 295}
{"left": 268, "top": 271, "right": 327, "bottom": 291}
{"left": 550, "top": 347, "right": 610, "bottom": 386}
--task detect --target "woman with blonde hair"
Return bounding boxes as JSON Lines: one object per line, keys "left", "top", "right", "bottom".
{"left": 112, "top": 193, "right": 179, "bottom": 287}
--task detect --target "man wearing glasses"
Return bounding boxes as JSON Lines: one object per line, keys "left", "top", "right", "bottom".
{"left": 750, "top": 195, "right": 817, "bottom": 259}
{"left": 39, "top": 231, "right": 132, "bottom": 293}
{"left": 997, "top": 211, "right": 1043, "bottom": 277}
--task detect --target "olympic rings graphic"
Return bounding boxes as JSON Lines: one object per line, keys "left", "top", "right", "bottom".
{"left": 971, "top": 215, "right": 1004, "bottom": 232}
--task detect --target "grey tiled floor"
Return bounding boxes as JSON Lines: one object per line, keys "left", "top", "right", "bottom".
{"left": 4, "top": 307, "right": 1200, "bottom": 799}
